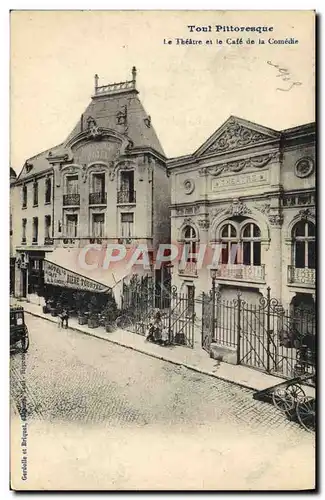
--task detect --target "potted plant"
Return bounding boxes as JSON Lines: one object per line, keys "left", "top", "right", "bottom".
{"left": 102, "top": 295, "right": 118, "bottom": 333}
{"left": 88, "top": 296, "right": 99, "bottom": 328}
{"left": 75, "top": 291, "right": 88, "bottom": 325}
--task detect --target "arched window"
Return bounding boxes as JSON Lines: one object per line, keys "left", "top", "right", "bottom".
{"left": 220, "top": 223, "right": 238, "bottom": 264}
{"left": 241, "top": 223, "right": 261, "bottom": 266}
{"left": 183, "top": 225, "right": 197, "bottom": 262}
{"left": 292, "top": 221, "right": 315, "bottom": 269}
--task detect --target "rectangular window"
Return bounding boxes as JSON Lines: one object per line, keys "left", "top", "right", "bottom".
{"left": 22, "top": 186, "right": 27, "bottom": 208}
{"left": 121, "top": 213, "right": 134, "bottom": 238}
{"left": 45, "top": 215, "right": 51, "bottom": 239}
{"left": 66, "top": 175, "right": 79, "bottom": 194}
{"left": 253, "top": 242, "right": 261, "bottom": 266}
{"left": 120, "top": 171, "right": 134, "bottom": 192}
{"left": 33, "top": 181, "right": 38, "bottom": 206}
{"left": 22, "top": 218, "right": 27, "bottom": 243}
{"left": 92, "top": 213, "right": 105, "bottom": 237}
{"left": 32, "top": 217, "right": 38, "bottom": 244}
{"left": 92, "top": 173, "right": 105, "bottom": 193}
{"left": 118, "top": 171, "right": 135, "bottom": 203}
{"left": 66, "top": 214, "right": 78, "bottom": 238}
{"left": 45, "top": 178, "right": 52, "bottom": 204}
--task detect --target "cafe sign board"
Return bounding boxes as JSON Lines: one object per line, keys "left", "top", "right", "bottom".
{"left": 44, "top": 260, "right": 110, "bottom": 293}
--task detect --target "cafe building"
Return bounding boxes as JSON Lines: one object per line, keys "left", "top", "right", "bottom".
{"left": 11, "top": 67, "right": 170, "bottom": 316}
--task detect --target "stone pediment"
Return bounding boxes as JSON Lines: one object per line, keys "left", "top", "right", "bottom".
{"left": 195, "top": 116, "right": 280, "bottom": 157}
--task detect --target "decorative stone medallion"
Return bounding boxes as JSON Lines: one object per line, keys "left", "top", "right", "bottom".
{"left": 184, "top": 179, "right": 195, "bottom": 195}
{"left": 295, "top": 157, "right": 314, "bottom": 178}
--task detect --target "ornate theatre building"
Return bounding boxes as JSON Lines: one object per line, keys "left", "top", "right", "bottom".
{"left": 168, "top": 116, "right": 315, "bottom": 312}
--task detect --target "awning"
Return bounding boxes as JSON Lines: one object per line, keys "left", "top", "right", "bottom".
{"left": 44, "top": 248, "right": 129, "bottom": 293}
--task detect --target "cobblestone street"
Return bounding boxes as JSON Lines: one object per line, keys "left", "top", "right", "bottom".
{"left": 10, "top": 315, "right": 315, "bottom": 490}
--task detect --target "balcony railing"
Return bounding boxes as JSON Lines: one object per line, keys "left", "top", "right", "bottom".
{"left": 178, "top": 261, "right": 198, "bottom": 277}
{"left": 21, "top": 237, "right": 26, "bottom": 245}
{"left": 63, "top": 193, "right": 80, "bottom": 206}
{"left": 215, "top": 264, "right": 266, "bottom": 282}
{"left": 118, "top": 237, "right": 134, "bottom": 245}
{"left": 62, "top": 238, "right": 79, "bottom": 246}
{"left": 117, "top": 190, "right": 136, "bottom": 204}
{"left": 89, "top": 192, "right": 107, "bottom": 205}
{"left": 44, "top": 237, "right": 54, "bottom": 246}
{"left": 288, "top": 266, "right": 316, "bottom": 286}
{"left": 89, "top": 237, "right": 105, "bottom": 244}
{"left": 32, "top": 237, "right": 38, "bottom": 245}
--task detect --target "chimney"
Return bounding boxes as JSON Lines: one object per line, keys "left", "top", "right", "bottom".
{"left": 132, "top": 66, "right": 137, "bottom": 86}
{"left": 94, "top": 74, "right": 99, "bottom": 93}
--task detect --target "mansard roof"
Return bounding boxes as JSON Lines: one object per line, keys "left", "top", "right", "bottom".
{"left": 16, "top": 68, "right": 165, "bottom": 182}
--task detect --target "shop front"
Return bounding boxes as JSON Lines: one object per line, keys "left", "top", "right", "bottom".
{"left": 43, "top": 259, "right": 118, "bottom": 330}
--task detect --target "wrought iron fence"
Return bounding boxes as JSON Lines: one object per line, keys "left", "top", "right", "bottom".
{"left": 202, "top": 286, "right": 316, "bottom": 381}
{"left": 120, "top": 273, "right": 195, "bottom": 348}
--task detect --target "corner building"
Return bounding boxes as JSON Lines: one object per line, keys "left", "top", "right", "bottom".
{"left": 12, "top": 68, "right": 170, "bottom": 303}
{"left": 168, "top": 116, "right": 315, "bottom": 313}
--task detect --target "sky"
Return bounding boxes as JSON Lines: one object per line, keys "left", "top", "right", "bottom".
{"left": 10, "top": 10, "right": 315, "bottom": 173}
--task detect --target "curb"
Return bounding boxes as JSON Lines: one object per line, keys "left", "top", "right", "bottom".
{"left": 25, "top": 310, "right": 262, "bottom": 392}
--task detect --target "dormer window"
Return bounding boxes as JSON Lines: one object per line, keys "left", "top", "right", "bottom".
{"left": 25, "top": 162, "right": 33, "bottom": 174}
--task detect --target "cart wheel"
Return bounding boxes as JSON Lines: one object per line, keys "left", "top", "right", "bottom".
{"left": 286, "top": 383, "right": 306, "bottom": 402}
{"left": 21, "top": 327, "right": 29, "bottom": 353}
{"left": 272, "top": 387, "right": 295, "bottom": 412}
{"left": 297, "top": 397, "right": 315, "bottom": 432}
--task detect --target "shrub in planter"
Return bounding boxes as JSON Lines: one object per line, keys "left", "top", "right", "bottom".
{"left": 78, "top": 315, "right": 88, "bottom": 325}
{"left": 88, "top": 316, "right": 99, "bottom": 328}
{"left": 101, "top": 294, "right": 118, "bottom": 333}
{"left": 87, "top": 296, "right": 99, "bottom": 329}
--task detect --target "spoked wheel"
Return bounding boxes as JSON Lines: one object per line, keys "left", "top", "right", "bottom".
{"left": 297, "top": 397, "right": 316, "bottom": 432}
{"left": 115, "top": 315, "right": 134, "bottom": 330}
{"left": 21, "top": 327, "right": 30, "bottom": 353}
{"left": 272, "top": 384, "right": 306, "bottom": 413}
{"left": 272, "top": 387, "right": 295, "bottom": 412}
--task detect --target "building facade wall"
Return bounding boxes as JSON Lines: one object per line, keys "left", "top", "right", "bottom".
{"left": 168, "top": 119, "right": 315, "bottom": 314}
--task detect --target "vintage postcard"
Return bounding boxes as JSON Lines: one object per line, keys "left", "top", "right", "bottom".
{"left": 10, "top": 10, "right": 316, "bottom": 491}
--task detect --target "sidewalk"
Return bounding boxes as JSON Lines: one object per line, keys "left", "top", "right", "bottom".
{"left": 16, "top": 299, "right": 315, "bottom": 394}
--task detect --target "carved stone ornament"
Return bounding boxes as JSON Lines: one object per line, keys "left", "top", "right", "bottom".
{"left": 184, "top": 179, "right": 195, "bottom": 195}
{"left": 206, "top": 154, "right": 274, "bottom": 177}
{"left": 198, "top": 218, "right": 210, "bottom": 230}
{"left": 224, "top": 198, "right": 252, "bottom": 217}
{"left": 211, "top": 207, "right": 225, "bottom": 218}
{"left": 198, "top": 167, "right": 209, "bottom": 177}
{"left": 299, "top": 208, "right": 315, "bottom": 221}
{"left": 254, "top": 202, "right": 271, "bottom": 215}
{"left": 295, "top": 157, "right": 314, "bottom": 178}
{"left": 87, "top": 117, "right": 103, "bottom": 139}
{"left": 183, "top": 217, "right": 193, "bottom": 225}
{"left": 206, "top": 118, "right": 272, "bottom": 154}
{"left": 268, "top": 213, "right": 284, "bottom": 226}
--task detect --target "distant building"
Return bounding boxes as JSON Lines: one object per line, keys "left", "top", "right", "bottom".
{"left": 168, "top": 116, "right": 315, "bottom": 318}
{"left": 10, "top": 167, "right": 17, "bottom": 294}
{"left": 11, "top": 68, "right": 170, "bottom": 304}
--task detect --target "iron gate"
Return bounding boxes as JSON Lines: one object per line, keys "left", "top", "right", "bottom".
{"left": 120, "top": 274, "right": 195, "bottom": 348}
{"left": 202, "top": 286, "right": 316, "bottom": 379}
